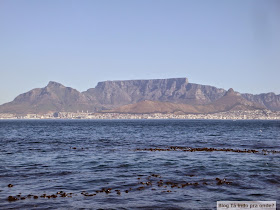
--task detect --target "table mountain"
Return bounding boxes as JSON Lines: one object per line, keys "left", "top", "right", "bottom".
{"left": 83, "top": 78, "right": 226, "bottom": 108}
{"left": 0, "top": 78, "right": 279, "bottom": 114}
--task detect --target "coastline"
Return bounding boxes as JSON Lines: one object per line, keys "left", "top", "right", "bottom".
{"left": 1, "top": 110, "right": 280, "bottom": 120}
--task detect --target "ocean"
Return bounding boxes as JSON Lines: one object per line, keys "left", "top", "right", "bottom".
{"left": 0, "top": 120, "right": 279, "bottom": 209}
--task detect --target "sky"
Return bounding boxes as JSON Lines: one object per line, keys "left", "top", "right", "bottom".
{"left": 0, "top": 0, "right": 279, "bottom": 105}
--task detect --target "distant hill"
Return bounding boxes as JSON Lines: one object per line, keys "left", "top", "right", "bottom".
{"left": 104, "top": 88, "right": 265, "bottom": 114}
{"left": 242, "top": 92, "right": 280, "bottom": 111}
{"left": 0, "top": 81, "right": 96, "bottom": 114}
{"left": 199, "top": 88, "right": 265, "bottom": 113}
{"left": 0, "top": 78, "right": 278, "bottom": 114}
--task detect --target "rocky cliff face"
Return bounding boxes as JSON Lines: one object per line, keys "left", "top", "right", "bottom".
{"left": 201, "top": 88, "right": 265, "bottom": 113}
{"left": 242, "top": 93, "right": 280, "bottom": 111}
{"left": 83, "top": 78, "right": 226, "bottom": 108}
{"left": 84, "top": 78, "right": 190, "bottom": 107}
{"left": 0, "top": 78, "right": 279, "bottom": 114}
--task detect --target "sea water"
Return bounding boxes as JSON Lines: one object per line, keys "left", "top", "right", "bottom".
{"left": 0, "top": 120, "right": 279, "bottom": 209}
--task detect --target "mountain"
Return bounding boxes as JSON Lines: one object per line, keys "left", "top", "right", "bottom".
{"left": 196, "top": 88, "right": 265, "bottom": 113}
{"left": 83, "top": 78, "right": 226, "bottom": 108}
{"left": 0, "top": 81, "right": 95, "bottom": 114}
{"left": 104, "top": 88, "right": 264, "bottom": 114}
{"left": 0, "top": 78, "right": 279, "bottom": 114}
{"left": 242, "top": 93, "right": 280, "bottom": 111}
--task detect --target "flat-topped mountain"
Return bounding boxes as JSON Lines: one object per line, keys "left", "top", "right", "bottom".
{"left": 0, "top": 78, "right": 279, "bottom": 114}
{"left": 83, "top": 78, "right": 226, "bottom": 108}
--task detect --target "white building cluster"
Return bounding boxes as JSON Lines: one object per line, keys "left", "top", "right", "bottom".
{"left": 1, "top": 109, "right": 280, "bottom": 120}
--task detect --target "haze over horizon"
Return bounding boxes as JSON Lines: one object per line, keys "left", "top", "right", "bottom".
{"left": 1, "top": 0, "right": 279, "bottom": 105}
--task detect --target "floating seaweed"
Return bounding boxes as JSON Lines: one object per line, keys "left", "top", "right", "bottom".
{"left": 135, "top": 146, "right": 280, "bottom": 154}
{"left": 7, "top": 173, "right": 234, "bottom": 202}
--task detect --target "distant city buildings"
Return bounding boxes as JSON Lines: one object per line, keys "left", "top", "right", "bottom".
{"left": 1, "top": 110, "right": 280, "bottom": 120}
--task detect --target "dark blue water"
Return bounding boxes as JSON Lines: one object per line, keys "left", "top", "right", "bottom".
{"left": 0, "top": 120, "right": 279, "bottom": 209}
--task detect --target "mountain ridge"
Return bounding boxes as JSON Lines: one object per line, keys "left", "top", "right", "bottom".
{"left": 0, "top": 78, "right": 279, "bottom": 114}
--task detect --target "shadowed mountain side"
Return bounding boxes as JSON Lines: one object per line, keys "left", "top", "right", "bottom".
{"left": 102, "top": 100, "right": 200, "bottom": 114}
{"left": 196, "top": 88, "right": 265, "bottom": 113}
{"left": 0, "top": 82, "right": 98, "bottom": 114}
{"left": 103, "top": 89, "right": 265, "bottom": 114}
{"left": 83, "top": 78, "right": 227, "bottom": 107}
{"left": 242, "top": 93, "right": 280, "bottom": 111}
{"left": 0, "top": 78, "right": 278, "bottom": 114}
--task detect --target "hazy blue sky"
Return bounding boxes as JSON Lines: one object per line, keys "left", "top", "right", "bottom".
{"left": 0, "top": 0, "right": 279, "bottom": 105}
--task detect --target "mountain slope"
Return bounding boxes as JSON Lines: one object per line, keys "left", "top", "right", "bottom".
{"left": 104, "top": 88, "right": 265, "bottom": 114}
{"left": 0, "top": 82, "right": 96, "bottom": 114}
{"left": 196, "top": 88, "right": 265, "bottom": 113}
{"left": 0, "top": 78, "right": 278, "bottom": 114}
{"left": 83, "top": 78, "right": 226, "bottom": 108}
{"left": 104, "top": 100, "right": 200, "bottom": 114}
{"left": 242, "top": 93, "right": 280, "bottom": 111}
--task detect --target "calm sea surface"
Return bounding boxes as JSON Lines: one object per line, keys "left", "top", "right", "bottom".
{"left": 0, "top": 120, "right": 279, "bottom": 209}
